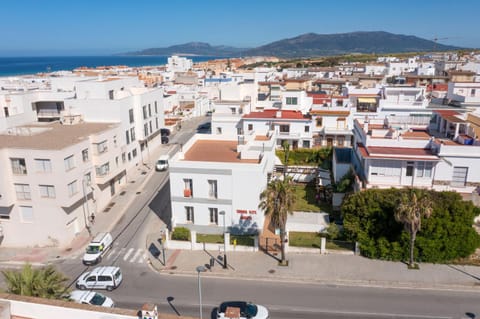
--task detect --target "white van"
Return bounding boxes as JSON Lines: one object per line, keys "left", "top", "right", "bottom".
{"left": 69, "top": 290, "right": 115, "bottom": 308}
{"left": 76, "top": 266, "right": 123, "bottom": 291}
{"left": 155, "top": 155, "right": 169, "bottom": 171}
{"left": 82, "top": 232, "right": 113, "bottom": 265}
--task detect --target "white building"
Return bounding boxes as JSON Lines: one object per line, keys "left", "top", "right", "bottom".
{"left": 242, "top": 109, "right": 312, "bottom": 149}
{"left": 0, "top": 119, "right": 125, "bottom": 247}
{"left": 167, "top": 55, "right": 193, "bottom": 73}
{"left": 169, "top": 132, "right": 276, "bottom": 234}
{"left": 446, "top": 82, "right": 480, "bottom": 105}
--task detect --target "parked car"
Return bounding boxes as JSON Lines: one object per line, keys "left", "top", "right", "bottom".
{"left": 76, "top": 266, "right": 123, "bottom": 291}
{"left": 155, "top": 155, "right": 169, "bottom": 171}
{"left": 160, "top": 128, "right": 171, "bottom": 136}
{"left": 161, "top": 135, "right": 169, "bottom": 144}
{"left": 82, "top": 232, "right": 113, "bottom": 265}
{"left": 69, "top": 290, "right": 114, "bottom": 308}
{"left": 217, "top": 301, "right": 269, "bottom": 319}
{"left": 197, "top": 122, "right": 211, "bottom": 134}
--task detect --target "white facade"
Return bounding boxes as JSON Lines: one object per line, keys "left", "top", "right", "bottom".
{"left": 169, "top": 132, "right": 276, "bottom": 234}
{"left": 167, "top": 55, "right": 193, "bottom": 73}
{"left": 447, "top": 82, "right": 480, "bottom": 104}
{"left": 211, "top": 100, "right": 247, "bottom": 136}
{"left": 281, "top": 90, "right": 313, "bottom": 114}
{"left": 0, "top": 121, "right": 126, "bottom": 247}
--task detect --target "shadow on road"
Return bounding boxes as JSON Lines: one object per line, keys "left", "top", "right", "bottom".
{"left": 167, "top": 296, "right": 181, "bottom": 316}
{"left": 148, "top": 182, "right": 172, "bottom": 230}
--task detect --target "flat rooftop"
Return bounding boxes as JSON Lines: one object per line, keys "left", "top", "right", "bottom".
{"left": 0, "top": 121, "right": 118, "bottom": 150}
{"left": 183, "top": 140, "right": 260, "bottom": 163}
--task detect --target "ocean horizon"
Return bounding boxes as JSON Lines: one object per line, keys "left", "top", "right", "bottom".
{"left": 0, "top": 55, "right": 223, "bottom": 77}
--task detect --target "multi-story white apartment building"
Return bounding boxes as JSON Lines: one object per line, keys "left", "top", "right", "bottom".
{"left": 169, "top": 132, "right": 276, "bottom": 233}
{"left": 211, "top": 100, "right": 248, "bottom": 136}
{"left": 242, "top": 110, "right": 312, "bottom": 149}
{"left": 0, "top": 119, "right": 124, "bottom": 247}
{"left": 446, "top": 82, "right": 480, "bottom": 105}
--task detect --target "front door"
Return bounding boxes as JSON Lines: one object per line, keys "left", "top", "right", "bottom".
{"left": 404, "top": 161, "right": 414, "bottom": 186}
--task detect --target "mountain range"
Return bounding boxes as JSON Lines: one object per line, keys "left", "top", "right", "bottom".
{"left": 125, "top": 31, "right": 462, "bottom": 58}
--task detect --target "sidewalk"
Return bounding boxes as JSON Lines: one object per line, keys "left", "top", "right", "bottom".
{"left": 146, "top": 246, "right": 480, "bottom": 291}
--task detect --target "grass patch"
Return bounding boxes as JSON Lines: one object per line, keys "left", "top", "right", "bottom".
{"left": 292, "top": 183, "right": 326, "bottom": 212}
{"left": 196, "top": 234, "right": 255, "bottom": 246}
{"left": 289, "top": 232, "right": 354, "bottom": 251}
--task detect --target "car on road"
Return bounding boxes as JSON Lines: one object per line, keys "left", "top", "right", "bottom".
{"left": 155, "top": 155, "right": 169, "bottom": 171}
{"left": 161, "top": 135, "right": 169, "bottom": 144}
{"left": 217, "top": 301, "right": 269, "bottom": 319}
{"left": 197, "top": 122, "right": 211, "bottom": 134}
{"left": 76, "top": 266, "right": 123, "bottom": 291}
{"left": 82, "top": 232, "right": 113, "bottom": 265}
{"left": 69, "top": 290, "right": 115, "bottom": 308}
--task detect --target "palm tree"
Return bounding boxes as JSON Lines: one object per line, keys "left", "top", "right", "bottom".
{"left": 282, "top": 140, "right": 290, "bottom": 179}
{"left": 2, "top": 263, "right": 69, "bottom": 299}
{"left": 394, "top": 189, "right": 433, "bottom": 268}
{"left": 259, "top": 177, "right": 296, "bottom": 265}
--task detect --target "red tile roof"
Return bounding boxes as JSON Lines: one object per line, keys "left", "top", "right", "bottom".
{"left": 243, "top": 110, "right": 309, "bottom": 120}
{"left": 357, "top": 144, "right": 438, "bottom": 160}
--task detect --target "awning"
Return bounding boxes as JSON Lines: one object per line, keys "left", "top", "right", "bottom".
{"left": 0, "top": 205, "right": 14, "bottom": 216}
{"left": 358, "top": 97, "right": 377, "bottom": 103}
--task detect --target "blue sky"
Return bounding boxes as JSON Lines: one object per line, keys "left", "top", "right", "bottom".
{"left": 1, "top": 0, "right": 478, "bottom": 56}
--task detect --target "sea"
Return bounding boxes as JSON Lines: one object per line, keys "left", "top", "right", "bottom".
{"left": 0, "top": 55, "right": 222, "bottom": 77}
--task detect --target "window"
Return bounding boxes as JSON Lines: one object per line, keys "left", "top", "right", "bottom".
{"left": 149, "top": 121, "right": 153, "bottom": 134}
{"left": 184, "top": 178, "right": 193, "bottom": 197}
{"left": 126, "top": 130, "right": 130, "bottom": 145}
{"left": 144, "top": 123, "right": 149, "bottom": 137}
{"left": 452, "top": 166, "right": 468, "bottom": 187}
{"left": 132, "top": 149, "right": 137, "bottom": 158}
{"left": 185, "top": 206, "right": 194, "bottom": 223}
{"left": 142, "top": 105, "right": 147, "bottom": 119}
{"left": 302, "top": 140, "right": 310, "bottom": 148}
{"left": 19, "top": 206, "right": 34, "bottom": 223}
{"left": 416, "top": 162, "right": 433, "bottom": 178}
{"left": 39, "top": 185, "right": 56, "bottom": 198}
{"left": 130, "top": 128, "right": 136, "bottom": 141}
{"left": 208, "top": 180, "right": 218, "bottom": 198}
{"left": 336, "top": 99, "right": 343, "bottom": 107}
{"left": 316, "top": 117, "right": 323, "bottom": 127}
{"left": 337, "top": 136, "right": 345, "bottom": 147}
{"left": 148, "top": 104, "right": 152, "bottom": 117}
{"left": 155, "top": 117, "right": 159, "bottom": 129}
{"left": 68, "top": 180, "right": 78, "bottom": 197}
{"left": 113, "top": 135, "right": 117, "bottom": 147}
{"left": 122, "top": 152, "right": 126, "bottom": 163}
{"left": 230, "top": 107, "right": 236, "bottom": 114}
{"left": 35, "top": 159, "right": 52, "bottom": 172}
{"left": 64, "top": 155, "right": 75, "bottom": 171}
{"left": 82, "top": 149, "right": 89, "bottom": 162}
{"left": 154, "top": 101, "right": 158, "bottom": 114}
{"left": 129, "top": 109, "right": 134, "bottom": 123}
{"left": 304, "top": 125, "right": 310, "bottom": 133}
{"left": 406, "top": 161, "right": 414, "bottom": 177}
{"left": 216, "top": 127, "right": 222, "bottom": 134}
{"left": 15, "top": 184, "right": 31, "bottom": 200}
{"left": 370, "top": 160, "right": 401, "bottom": 176}
{"left": 108, "top": 90, "right": 114, "bottom": 100}
{"left": 96, "top": 162, "right": 110, "bottom": 176}
{"left": 84, "top": 172, "right": 92, "bottom": 186}
{"left": 279, "top": 125, "right": 290, "bottom": 133}
{"left": 286, "top": 97, "right": 298, "bottom": 105}
{"left": 471, "top": 89, "right": 476, "bottom": 97}
{"left": 95, "top": 140, "right": 108, "bottom": 154}
{"left": 209, "top": 208, "right": 218, "bottom": 224}
{"left": 11, "top": 158, "right": 27, "bottom": 175}
{"left": 248, "top": 124, "right": 253, "bottom": 131}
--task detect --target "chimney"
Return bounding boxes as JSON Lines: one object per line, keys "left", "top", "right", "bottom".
{"left": 363, "top": 120, "right": 369, "bottom": 133}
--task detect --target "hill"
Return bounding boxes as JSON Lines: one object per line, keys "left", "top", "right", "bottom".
{"left": 125, "top": 31, "right": 462, "bottom": 58}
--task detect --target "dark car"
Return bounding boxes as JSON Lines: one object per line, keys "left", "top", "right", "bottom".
{"left": 160, "top": 128, "right": 171, "bottom": 136}
{"left": 197, "top": 122, "right": 211, "bottom": 130}
{"left": 161, "top": 136, "right": 169, "bottom": 144}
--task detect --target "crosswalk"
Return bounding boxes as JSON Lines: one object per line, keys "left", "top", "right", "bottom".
{"left": 68, "top": 247, "right": 149, "bottom": 264}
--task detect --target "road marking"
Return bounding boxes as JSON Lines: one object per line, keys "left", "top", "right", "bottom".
{"left": 123, "top": 248, "right": 135, "bottom": 261}
{"left": 129, "top": 248, "right": 144, "bottom": 263}
{"left": 141, "top": 252, "right": 148, "bottom": 263}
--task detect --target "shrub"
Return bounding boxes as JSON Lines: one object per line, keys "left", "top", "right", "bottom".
{"left": 172, "top": 227, "right": 190, "bottom": 241}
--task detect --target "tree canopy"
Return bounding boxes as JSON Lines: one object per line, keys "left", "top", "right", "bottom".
{"left": 341, "top": 188, "right": 480, "bottom": 263}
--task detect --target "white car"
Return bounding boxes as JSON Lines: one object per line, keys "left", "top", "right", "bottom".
{"left": 76, "top": 266, "right": 123, "bottom": 291}
{"left": 69, "top": 290, "right": 114, "bottom": 308}
{"left": 217, "top": 301, "right": 269, "bottom": 319}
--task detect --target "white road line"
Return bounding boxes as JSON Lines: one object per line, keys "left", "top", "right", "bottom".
{"left": 129, "top": 248, "right": 144, "bottom": 263}
{"left": 123, "top": 248, "right": 135, "bottom": 261}
{"left": 105, "top": 247, "right": 118, "bottom": 260}
{"left": 140, "top": 252, "right": 148, "bottom": 263}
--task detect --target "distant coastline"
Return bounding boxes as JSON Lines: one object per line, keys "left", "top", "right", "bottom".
{"left": 0, "top": 55, "right": 222, "bottom": 77}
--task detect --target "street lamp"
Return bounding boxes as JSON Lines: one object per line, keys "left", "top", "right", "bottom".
{"left": 196, "top": 265, "right": 207, "bottom": 319}
{"left": 219, "top": 210, "right": 228, "bottom": 269}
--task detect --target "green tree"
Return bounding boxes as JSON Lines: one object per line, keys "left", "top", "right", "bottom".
{"left": 394, "top": 189, "right": 433, "bottom": 267}
{"left": 342, "top": 189, "right": 480, "bottom": 263}
{"left": 259, "top": 177, "right": 296, "bottom": 265}
{"left": 2, "top": 263, "right": 69, "bottom": 299}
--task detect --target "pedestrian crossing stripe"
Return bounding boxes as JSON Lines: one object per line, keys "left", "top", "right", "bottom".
{"left": 67, "top": 247, "right": 147, "bottom": 264}
{"left": 123, "top": 248, "right": 135, "bottom": 261}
